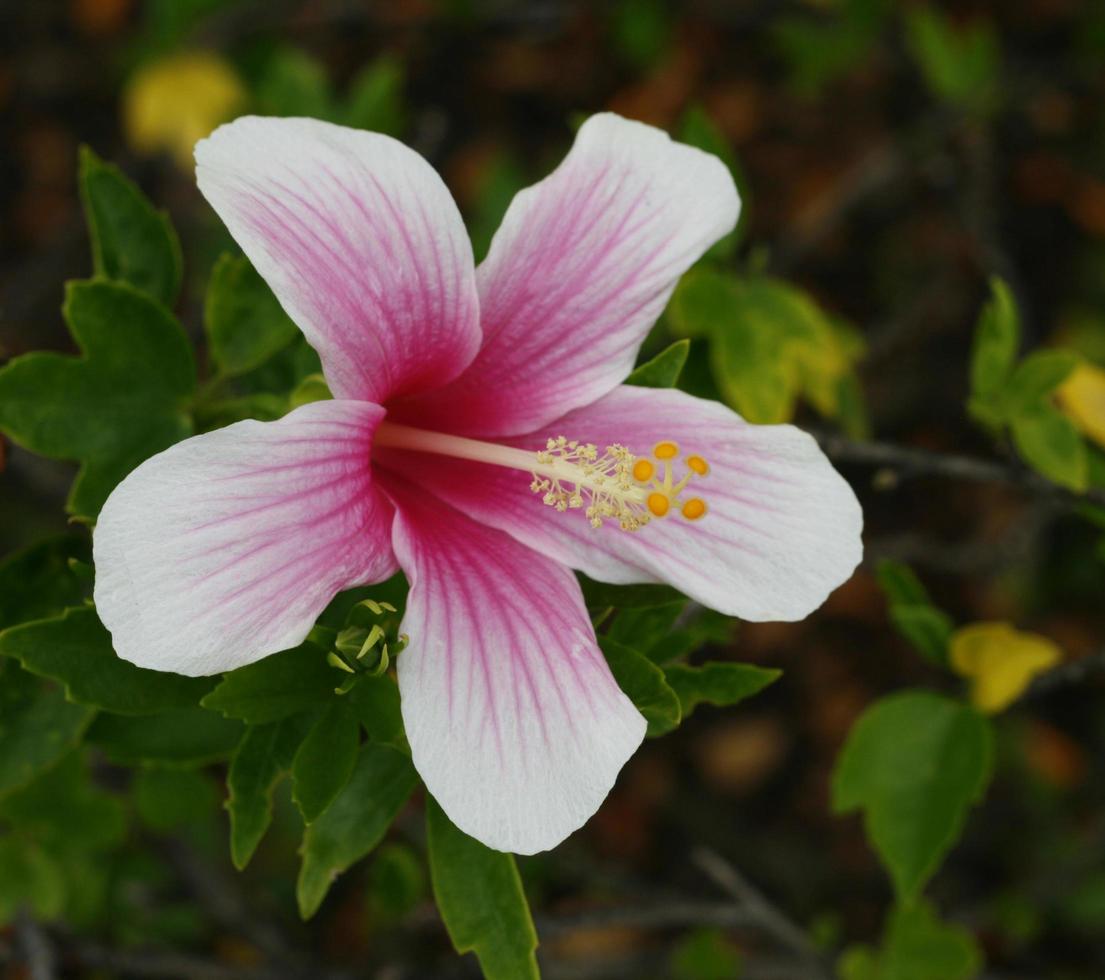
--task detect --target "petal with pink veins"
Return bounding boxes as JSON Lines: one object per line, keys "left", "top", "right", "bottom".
{"left": 380, "top": 474, "right": 646, "bottom": 854}
{"left": 93, "top": 401, "right": 396, "bottom": 677}
{"left": 196, "top": 116, "right": 481, "bottom": 404}
{"left": 393, "top": 113, "right": 739, "bottom": 436}
{"left": 380, "top": 386, "right": 862, "bottom": 622}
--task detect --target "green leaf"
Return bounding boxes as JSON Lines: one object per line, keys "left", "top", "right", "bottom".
{"left": 344, "top": 56, "right": 405, "bottom": 135}
{"left": 88, "top": 706, "right": 243, "bottom": 767}
{"left": 579, "top": 575, "right": 683, "bottom": 609}
{"left": 1004, "top": 348, "right": 1081, "bottom": 415}
{"left": 670, "top": 928, "right": 743, "bottom": 980}
{"left": 0, "top": 536, "right": 89, "bottom": 631}
{"left": 347, "top": 673, "right": 405, "bottom": 747}
{"left": 875, "top": 560, "right": 932, "bottom": 608}
{"left": 626, "top": 340, "right": 690, "bottom": 388}
{"left": 1010, "top": 406, "right": 1088, "bottom": 491}
{"left": 0, "top": 839, "right": 66, "bottom": 924}
{"left": 839, "top": 900, "right": 982, "bottom": 980}
{"left": 292, "top": 700, "right": 360, "bottom": 824}
{"left": 608, "top": 601, "right": 688, "bottom": 661}
{"left": 134, "top": 768, "right": 218, "bottom": 833}
{"left": 600, "top": 637, "right": 682, "bottom": 737}
{"left": 297, "top": 742, "right": 417, "bottom": 919}
{"left": 288, "top": 373, "right": 332, "bottom": 408}
{"left": 668, "top": 267, "right": 739, "bottom": 340}
{"left": 201, "top": 643, "right": 341, "bottom": 724}
{"left": 888, "top": 606, "right": 955, "bottom": 667}
{"left": 664, "top": 662, "right": 780, "bottom": 719}
{"left": 204, "top": 253, "right": 299, "bottom": 377}
{"left": 0, "top": 662, "right": 95, "bottom": 799}
{"left": 0, "top": 279, "right": 195, "bottom": 518}
{"left": 426, "top": 797, "right": 540, "bottom": 980}
{"left": 832, "top": 691, "right": 993, "bottom": 900}
{"left": 0, "top": 607, "right": 214, "bottom": 715}
{"left": 226, "top": 717, "right": 311, "bottom": 870}
{"left": 0, "top": 752, "right": 126, "bottom": 853}
{"left": 256, "top": 47, "right": 333, "bottom": 118}
{"left": 368, "top": 842, "right": 426, "bottom": 925}
{"left": 79, "top": 146, "right": 183, "bottom": 306}
{"left": 904, "top": 6, "right": 1001, "bottom": 114}
{"left": 967, "top": 277, "right": 1018, "bottom": 423}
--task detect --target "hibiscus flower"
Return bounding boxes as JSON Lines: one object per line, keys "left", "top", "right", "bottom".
{"left": 93, "top": 113, "right": 862, "bottom": 854}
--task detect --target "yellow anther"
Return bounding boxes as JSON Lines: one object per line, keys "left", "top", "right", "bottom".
{"left": 681, "top": 498, "right": 707, "bottom": 521}
{"left": 654, "top": 441, "right": 679, "bottom": 460}
{"left": 686, "top": 455, "right": 709, "bottom": 476}
{"left": 632, "top": 459, "right": 655, "bottom": 482}
{"left": 647, "top": 492, "right": 671, "bottom": 517}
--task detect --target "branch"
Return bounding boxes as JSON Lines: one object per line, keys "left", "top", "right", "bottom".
{"left": 816, "top": 432, "right": 1105, "bottom": 509}
{"left": 537, "top": 899, "right": 757, "bottom": 939}
{"left": 14, "top": 910, "right": 57, "bottom": 980}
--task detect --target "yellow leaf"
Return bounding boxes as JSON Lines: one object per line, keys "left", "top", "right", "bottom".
{"left": 1057, "top": 362, "right": 1105, "bottom": 449}
{"left": 123, "top": 52, "right": 246, "bottom": 170}
{"left": 950, "top": 622, "right": 1061, "bottom": 714}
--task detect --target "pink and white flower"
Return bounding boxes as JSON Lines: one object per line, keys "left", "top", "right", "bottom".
{"left": 93, "top": 113, "right": 862, "bottom": 854}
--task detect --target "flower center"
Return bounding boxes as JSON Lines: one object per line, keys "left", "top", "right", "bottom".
{"left": 374, "top": 422, "right": 709, "bottom": 532}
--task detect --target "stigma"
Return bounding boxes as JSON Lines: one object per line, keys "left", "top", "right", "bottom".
{"left": 372, "top": 422, "right": 709, "bottom": 534}
{"left": 532, "top": 436, "right": 709, "bottom": 532}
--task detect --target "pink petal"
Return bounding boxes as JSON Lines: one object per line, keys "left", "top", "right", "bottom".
{"left": 392, "top": 113, "right": 739, "bottom": 436}
{"left": 195, "top": 117, "right": 481, "bottom": 404}
{"left": 380, "top": 474, "right": 646, "bottom": 854}
{"left": 380, "top": 387, "right": 862, "bottom": 621}
{"left": 94, "top": 401, "right": 396, "bottom": 677}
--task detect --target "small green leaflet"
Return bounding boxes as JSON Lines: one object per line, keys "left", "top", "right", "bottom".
{"left": 79, "top": 146, "right": 183, "bottom": 307}
{"left": 664, "top": 662, "right": 780, "bottom": 718}
{"left": 0, "top": 662, "right": 94, "bottom": 800}
{"left": 968, "top": 277, "right": 1019, "bottom": 422}
{"left": 0, "top": 607, "right": 213, "bottom": 715}
{"left": 832, "top": 691, "right": 993, "bottom": 900}
{"left": 201, "top": 643, "right": 342, "bottom": 724}
{"left": 204, "top": 253, "right": 299, "bottom": 377}
{"left": 297, "top": 742, "right": 417, "bottom": 919}
{"left": 292, "top": 699, "right": 360, "bottom": 824}
{"left": 626, "top": 339, "right": 690, "bottom": 388}
{"left": 1010, "top": 406, "right": 1088, "bottom": 492}
{"left": 0, "top": 279, "right": 195, "bottom": 518}
{"left": 875, "top": 560, "right": 954, "bottom": 667}
{"left": 227, "top": 717, "right": 312, "bottom": 870}
{"left": 600, "top": 637, "right": 682, "bottom": 736}
{"left": 426, "top": 797, "right": 540, "bottom": 980}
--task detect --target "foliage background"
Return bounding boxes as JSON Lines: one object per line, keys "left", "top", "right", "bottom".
{"left": 3, "top": 0, "right": 1105, "bottom": 978}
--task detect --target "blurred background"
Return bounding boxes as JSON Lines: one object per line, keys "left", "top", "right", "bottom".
{"left": 3, "top": 1, "right": 1105, "bottom": 978}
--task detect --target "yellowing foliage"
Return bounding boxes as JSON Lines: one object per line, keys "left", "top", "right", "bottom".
{"left": 1057, "top": 362, "right": 1105, "bottom": 448}
{"left": 123, "top": 52, "right": 245, "bottom": 169}
{"left": 950, "top": 622, "right": 1061, "bottom": 714}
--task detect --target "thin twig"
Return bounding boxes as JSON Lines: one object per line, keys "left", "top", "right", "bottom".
{"left": 14, "top": 910, "right": 57, "bottom": 980}
{"left": 1025, "top": 649, "right": 1105, "bottom": 701}
{"left": 692, "top": 848, "right": 833, "bottom": 978}
{"left": 537, "top": 899, "right": 757, "bottom": 939}
{"left": 815, "top": 432, "right": 1105, "bottom": 509}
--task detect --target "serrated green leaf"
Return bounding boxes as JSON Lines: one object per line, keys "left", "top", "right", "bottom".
{"left": 79, "top": 146, "right": 183, "bottom": 306}
{"left": 227, "top": 716, "right": 312, "bottom": 870}
{"left": 839, "top": 899, "right": 982, "bottom": 980}
{"left": 204, "top": 253, "right": 299, "bottom": 377}
{"left": 1010, "top": 405, "right": 1088, "bottom": 491}
{"left": 426, "top": 797, "right": 539, "bottom": 980}
{"left": 0, "top": 279, "right": 195, "bottom": 518}
{"left": 0, "top": 662, "right": 95, "bottom": 800}
{"left": 664, "top": 661, "right": 780, "bottom": 719}
{"left": 1004, "top": 348, "right": 1080, "bottom": 415}
{"left": 0, "top": 607, "right": 213, "bottom": 714}
{"left": 292, "top": 700, "right": 360, "bottom": 824}
{"left": 297, "top": 742, "right": 417, "bottom": 919}
{"left": 832, "top": 691, "right": 993, "bottom": 900}
{"left": 0, "top": 536, "right": 89, "bottom": 631}
{"left": 600, "top": 637, "right": 682, "bottom": 736}
{"left": 88, "top": 706, "right": 242, "bottom": 767}
{"left": 626, "top": 339, "right": 690, "bottom": 388}
{"left": 201, "top": 643, "right": 341, "bottom": 724}
{"left": 608, "top": 601, "right": 687, "bottom": 661}
{"left": 668, "top": 267, "right": 739, "bottom": 340}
